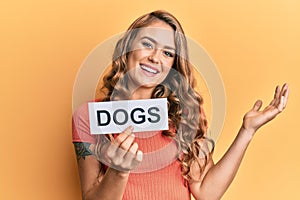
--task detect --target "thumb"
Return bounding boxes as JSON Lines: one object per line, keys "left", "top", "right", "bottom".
{"left": 252, "top": 100, "right": 263, "bottom": 111}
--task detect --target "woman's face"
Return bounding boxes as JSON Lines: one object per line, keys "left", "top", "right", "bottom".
{"left": 127, "top": 20, "right": 176, "bottom": 91}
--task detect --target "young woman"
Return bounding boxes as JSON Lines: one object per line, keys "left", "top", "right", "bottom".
{"left": 72, "top": 10, "right": 289, "bottom": 200}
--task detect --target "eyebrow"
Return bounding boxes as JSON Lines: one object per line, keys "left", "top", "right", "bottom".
{"left": 140, "top": 36, "right": 176, "bottom": 51}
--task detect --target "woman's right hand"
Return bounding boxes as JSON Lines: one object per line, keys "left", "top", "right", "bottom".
{"left": 105, "top": 126, "right": 143, "bottom": 174}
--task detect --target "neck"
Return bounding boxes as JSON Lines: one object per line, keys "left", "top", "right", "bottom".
{"left": 130, "top": 86, "right": 154, "bottom": 100}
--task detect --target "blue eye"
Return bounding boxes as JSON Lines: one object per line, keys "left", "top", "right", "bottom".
{"left": 142, "top": 41, "right": 153, "bottom": 49}
{"left": 164, "top": 51, "right": 174, "bottom": 58}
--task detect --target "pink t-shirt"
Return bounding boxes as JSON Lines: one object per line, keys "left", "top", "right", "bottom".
{"left": 72, "top": 102, "right": 191, "bottom": 200}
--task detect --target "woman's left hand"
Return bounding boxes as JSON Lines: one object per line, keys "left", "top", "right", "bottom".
{"left": 242, "top": 83, "right": 289, "bottom": 135}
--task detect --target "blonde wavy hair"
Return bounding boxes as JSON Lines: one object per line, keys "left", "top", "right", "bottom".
{"left": 96, "top": 10, "right": 214, "bottom": 181}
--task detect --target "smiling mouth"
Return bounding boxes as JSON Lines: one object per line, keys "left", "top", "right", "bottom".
{"left": 140, "top": 64, "right": 159, "bottom": 74}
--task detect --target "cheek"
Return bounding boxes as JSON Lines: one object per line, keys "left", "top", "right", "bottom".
{"left": 161, "top": 65, "right": 172, "bottom": 77}
{"left": 128, "top": 50, "right": 148, "bottom": 65}
{"left": 127, "top": 52, "right": 138, "bottom": 70}
{"left": 163, "top": 58, "right": 175, "bottom": 70}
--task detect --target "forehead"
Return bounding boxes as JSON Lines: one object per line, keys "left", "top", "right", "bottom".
{"left": 134, "top": 21, "right": 175, "bottom": 47}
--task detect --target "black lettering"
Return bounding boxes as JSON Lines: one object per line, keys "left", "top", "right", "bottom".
{"left": 113, "top": 109, "right": 128, "bottom": 125}
{"left": 131, "top": 108, "right": 146, "bottom": 124}
{"left": 148, "top": 107, "right": 160, "bottom": 123}
{"left": 97, "top": 110, "right": 111, "bottom": 126}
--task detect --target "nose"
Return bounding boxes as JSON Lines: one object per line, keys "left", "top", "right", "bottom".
{"left": 148, "top": 49, "right": 160, "bottom": 64}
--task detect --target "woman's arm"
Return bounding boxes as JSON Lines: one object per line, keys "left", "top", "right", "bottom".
{"left": 75, "top": 126, "right": 143, "bottom": 200}
{"left": 190, "top": 84, "right": 289, "bottom": 200}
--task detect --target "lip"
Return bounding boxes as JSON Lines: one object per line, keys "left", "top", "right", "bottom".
{"left": 139, "top": 63, "right": 160, "bottom": 77}
{"left": 140, "top": 63, "right": 160, "bottom": 73}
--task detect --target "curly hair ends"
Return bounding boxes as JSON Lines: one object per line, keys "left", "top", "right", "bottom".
{"left": 96, "top": 10, "right": 214, "bottom": 181}
{"left": 157, "top": 68, "right": 214, "bottom": 181}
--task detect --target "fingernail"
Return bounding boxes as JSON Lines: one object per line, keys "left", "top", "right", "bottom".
{"left": 137, "top": 150, "right": 143, "bottom": 161}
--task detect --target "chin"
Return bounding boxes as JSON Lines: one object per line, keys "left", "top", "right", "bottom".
{"left": 138, "top": 82, "right": 159, "bottom": 88}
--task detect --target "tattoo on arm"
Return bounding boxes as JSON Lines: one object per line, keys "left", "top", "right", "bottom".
{"left": 74, "top": 142, "right": 93, "bottom": 160}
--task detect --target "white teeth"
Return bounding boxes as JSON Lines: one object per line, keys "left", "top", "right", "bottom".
{"left": 140, "top": 65, "right": 158, "bottom": 74}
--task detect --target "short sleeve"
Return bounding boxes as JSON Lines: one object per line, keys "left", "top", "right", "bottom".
{"left": 72, "top": 103, "right": 96, "bottom": 144}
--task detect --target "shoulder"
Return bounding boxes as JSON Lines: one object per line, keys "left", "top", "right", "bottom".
{"left": 72, "top": 102, "right": 95, "bottom": 143}
{"left": 73, "top": 99, "right": 102, "bottom": 126}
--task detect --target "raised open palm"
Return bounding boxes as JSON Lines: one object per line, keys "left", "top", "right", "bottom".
{"left": 242, "top": 83, "right": 289, "bottom": 134}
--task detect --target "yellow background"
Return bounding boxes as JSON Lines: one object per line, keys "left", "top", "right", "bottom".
{"left": 1, "top": 0, "right": 299, "bottom": 199}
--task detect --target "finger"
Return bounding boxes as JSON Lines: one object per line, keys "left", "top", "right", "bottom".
{"left": 120, "top": 133, "right": 135, "bottom": 150}
{"left": 128, "top": 142, "right": 139, "bottom": 156}
{"left": 106, "top": 126, "right": 133, "bottom": 159}
{"left": 274, "top": 85, "right": 280, "bottom": 99}
{"left": 279, "top": 83, "right": 288, "bottom": 98}
{"left": 252, "top": 100, "right": 263, "bottom": 111}
{"left": 116, "top": 133, "right": 135, "bottom": 158}
{"left": 283, "top": 85, "right": 289, "bottom": 98}
{"left": 271, "top": 85, "right": 281, "bottom": 106}
{"left": 277, "top": 96, "right": 285, "bottom": 112}
{"left": 110, "top": 134, "right": 135, "bottom": 166}
{"left": 113, "top": 126, "right": 134, "bottom": 146}
{"left": 136, "top": 150, "right": 143, "bottom": 162}
{"left": 121, "top": 142, "right": 139, "bottom": 169}
{"left": 274, "top": 83, "right": 289, "bottom": 108}
{"left": 128, "top": 150, "right": 143, "bottom": 170}
{"left": 282, "top": 87, "right": 289, "bottom": 109}
{"left": 276, "top": 84, "right": 289, "bottom": 112}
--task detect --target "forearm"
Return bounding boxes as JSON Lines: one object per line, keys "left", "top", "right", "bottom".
{"left": 83, "top": 168, "right": 129, "bottom": 200}
{"left": 196, "top": 127, "right": 254, "bottom": 200}
{"left": 191, "top": 84, "right": 289, "bottom": 200}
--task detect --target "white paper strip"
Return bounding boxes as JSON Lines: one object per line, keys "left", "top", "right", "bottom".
{"left": 88, "top": 98, "right": 168, "bottom": 134}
